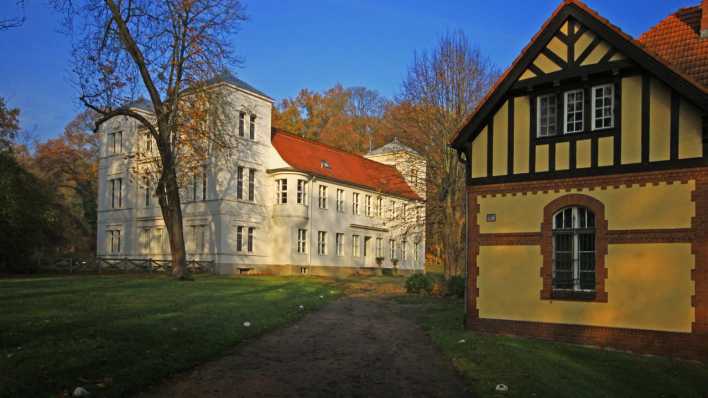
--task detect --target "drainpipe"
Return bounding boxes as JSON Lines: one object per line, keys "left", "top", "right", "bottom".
{"left": 307, "top": 175, "right": 314, "bottom": 268}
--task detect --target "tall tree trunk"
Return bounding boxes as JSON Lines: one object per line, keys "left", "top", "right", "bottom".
{"left": 158, "top": 159, "right": 190, "bottom": 280}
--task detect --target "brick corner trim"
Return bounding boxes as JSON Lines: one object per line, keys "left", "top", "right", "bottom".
{"left": 540, "top": 194, "right": 609, "bottom": 303}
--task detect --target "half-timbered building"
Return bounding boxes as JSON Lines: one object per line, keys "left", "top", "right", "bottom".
{"left": 450, "top": 0, "right": 708, "bottom": 359}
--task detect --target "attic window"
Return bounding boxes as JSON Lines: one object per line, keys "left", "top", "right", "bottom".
{"left": 320, "top": 160, "right": 331, "bottom": 169}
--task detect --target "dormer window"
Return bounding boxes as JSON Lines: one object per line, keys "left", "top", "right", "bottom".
{"left": 320, "top": 160, "right": 331, "bottom": 169}
{"left": 537, "top": 94, "right": 558, "bottom": 137}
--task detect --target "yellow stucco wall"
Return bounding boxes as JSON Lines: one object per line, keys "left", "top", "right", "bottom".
{"left": 471, "top": 126, "right": 488, "bottom": 178}
{"left": 519, "top": 69, "right": 536, "bottom": 81}
{"left": 649, "top": 78, "right": 671, "bottom": 162}
{"left": 621, "top": 76, "right": 643, "bottom": 164}
{"left": 535, "top": 144, "right": 549, "bottom": 172}
{"left": 546, "top": 37, "right": 567, "bottom": 62}
{"left": 679, "top": 99, "right": 703, "bottom": 159}
{"left": 477, "top": 244, "right": 694, "bottom": 332}
{"left": 576, "top": 139, "right": 591, "bottom": 168}
{"left": 581, "top": 41, "right": 610, "bottom": 66}
{"left": 574, "top": 31, "right": 595, "bottom": 60}
{"left": 534, "top": 53, "right": 562, "bottom": 74}
{"left": 493, "top": 101, "right": 509, "bottom": 176}
{"left": 598, "top": 136, "right": 614, "bottom": 166}
{"left": 555, "top": 142, "right": 570, "bottom": 170}
{"left": 513, "top": 96, "right": 530, "bottom": 174}
{"left": 477, "top": 180, "right": 695, "bottom": 234}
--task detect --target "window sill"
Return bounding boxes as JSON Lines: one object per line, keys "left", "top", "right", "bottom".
{"left": 549, "top": 290, "right": 597, "bottom": 301}
{"left": 535, "top": 128, "right": 615, "bottom": 143}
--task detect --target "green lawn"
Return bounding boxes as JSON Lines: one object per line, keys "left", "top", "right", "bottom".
{"left": 394, "top": 295, "right": 708, "bottom": 398}
{"left": 0, "top": 274, "right": 340, "bottom": 397}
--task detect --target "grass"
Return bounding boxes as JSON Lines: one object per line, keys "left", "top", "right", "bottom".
{"left": 394, "top": 294, "right": 708, "bottom": 398}
{"left": 0, "top": 274, "right": 340, "bottom": 397}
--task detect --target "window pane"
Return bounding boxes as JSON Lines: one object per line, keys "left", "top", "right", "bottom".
{"left": 579, "top": 252, "right": 595, "bottom": 271}
{"left": 578, "top": 232, "right": 595, "bottom": 252}
{"left": 554, "top": 233, "right": 572, "bottom": 251}
{"left": 579, "top": 271, "right": 595, "bottom": 290}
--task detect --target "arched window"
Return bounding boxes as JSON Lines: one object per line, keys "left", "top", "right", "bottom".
{"left": 552, "top": 206, "right": 595, "bottom": 292}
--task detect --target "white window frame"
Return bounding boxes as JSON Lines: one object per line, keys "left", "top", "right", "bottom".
{"left": 317, "top": 231, "right": 327, "bottom": 256}
{"left": 352, "top": 192, "right": 360, "bottom": 215}
{"left": 249, "top": 114, "right": 256, "bottom": 140}
{"left": 375, "top": 238, "right": 383, "bottom": 258}
{"left": 352, "top": 235, "right": 361, "bottom": 257}
{"left": 297, "top": 228, "right": 307, "bottom": 253}
{"left": 236, "top": 226, "right": 244, "bottom": 252}
{"left": 248, "top": 168, "right": 256, "bottom": 202}
{"left": 319, "top": 185, "right": 328, "bottom": 209}
{"left": 107, "top": 229, "right": 121, "bottom": 254}
{"left": 247, "top": 227, "right": 255, "bottom": 253}
{"left": 237, "top": 166, "right": 244, "bottom": 200}
{"left": 336, "top": 189, "right": 344, "bottom": 212}
{"left": 276, "top": 179, "right": 288, "bottom": 204}
{"left": 552, "top": 206, "right": 596, "bottom": 292}
{"left": 591, "top": 84, "right": 615, "bottom": 130}
{"left": 239, "top": 112, "right": 245, "bottom": 137}
{"left": 537, "top": 94, "right": 558, "bottom": 137}
{"left": 376, "top": 197, "right": 383, "bottom": 218}
{"left": 401, "top": 240, "right": 408, "bottom": 261}
{"left": 365, "top": 195, "right": 372, "bottom": 217}
{"left": 297, "top": 179, "right": 307, "bottom": 205}
{"left": 336, "top": 233, "right": 344, "bottom": 256}
{"left": 563, "top": 89, "right": 584, "bottom": 134}
{"left": 389, "top": 239, "right": 396, "bottom": 260}
{"left": 110, "top": 178, "right": 122, "bottom": 209}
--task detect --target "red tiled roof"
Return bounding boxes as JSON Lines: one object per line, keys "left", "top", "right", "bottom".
{"left": 639, "top": 4, "right": 708, "bottom": 89}
{"left": 270, "top": 129, "right": 422, "bottom": 201}
{"left": 450, "top": 0, "right": 708, "bottom": 148}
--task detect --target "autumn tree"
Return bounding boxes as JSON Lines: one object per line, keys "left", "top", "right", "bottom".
{"left": 0, "top": 97, "right": 21, "bottom": 151}
{"left": 388, "top": 31, "right": 497, "bottom": 276}
{"left": 31, "top": 111, "right": 100, "bottom": 254}
{"left": 272, "top": 84, "right": 388, "bottom": 154}
{"left": 52, "top": 0, "right": 247, "bottom": 279}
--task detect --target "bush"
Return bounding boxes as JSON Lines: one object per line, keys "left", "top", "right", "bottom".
{"left": 405, "top": 273, "right": 434, "bottom": 294}
{"left": 445, "top": 275, "right": 465, "bottom": 298}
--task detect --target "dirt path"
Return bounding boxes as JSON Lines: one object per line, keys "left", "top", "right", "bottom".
{"left": 139, "top": 293, "right": 472, "bottom": 398}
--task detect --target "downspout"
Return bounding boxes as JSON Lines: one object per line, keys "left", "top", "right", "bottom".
{"left": 307, "top": 175, "right": 315, "bottom": 268}
{"left": 456, "top": 144, "right": 470, "bottom": 317}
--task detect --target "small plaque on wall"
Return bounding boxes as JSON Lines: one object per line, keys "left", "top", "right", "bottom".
{"left": 486, "top": 213, "right": 496, "bottom": 222}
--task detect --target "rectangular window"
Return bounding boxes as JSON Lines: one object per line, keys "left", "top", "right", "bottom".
{"left": 363, "top": 236, "right": 371, "bottom": 257}
{"left": 191, "top": 169, "right": 207, "bottom": 201}
{"left": 151, "top": 228, "right": 164, "bottom": 254}
{"left": 352, "top": 193, "right": 360, "bottom": 215}
{"left": 376, "top": 197, "right": 382, "bottom": 218}
{"left": 401, "top": 240, "right": 408, "bottom": 261}
{"left": 365, "top": 195, "right": 372, "bottom": 217}
{"left": 141, "top": 130, "right": 152, "bottom": 155}
{"left": 110, "top": 178, "right": 122, "bottom": 209}
{"left": 139, "top": 227, "right": 150, "bottom": 254}
{"left": 336, "top": 189, "right": 344, "bottom": 212}
{"left": 277, "top": 179, "right": 288, "bottom": 204}
{"left": 248, "top": 227, "right": 255, "bottom": 253}
{"left": 592, "top": 84, "right": 614, "bottom": 130}
{"left": 249, "top": 114, "right": 256, "bottom": 140}
{"left": 388, "top": 200, "right": 395, "bottom": 220}
{"left": 318, "top": 185, "right": 328, "bottom": 209}
{"left": 237, "top": 166, "right": 244, "bottom": 200}
{"left": 537, "top": 94, "right": 558, "bottom": 137}
{"left": 564, "top": 89, "right": 584, "bottom": 134}
{"left": 144, "top": 177, "right": 151, "bottom": 207}
{"left": 236, "top": 226, "right": 244, "bottom": 252}
{"left": 297, "top": 179, "right": 307, "bottom": 204}
{"left": 191, "top": 225, "right": 207, "bottom": 253}
{"left": 107, "top": 229, "right": 121, "bottom": 254}
{"left": 239, "top": 112, "right": 245, "bottom": 137}
{"left": 389, "top": 239, "right": 396, "bottom": 259}
{"left": 108, "top": 131, "right": 122, "bottom": 154}
{"left": 375, "top": 238, "right": 383, "bottom": 258}
{"left": 317, "top": 231, "right": 327, "bottom": 256}
{"left": 401, "top": 204, "right": 407, "bottom": 220}
{"left": 248, "top": 168, "right": 255, "bottom": 202}
{"left": 414, "top": 242, "right": 420, "bottom": 262}
{"left": 297, "top": 228, "right": 307, "bottom": 253}
{"left": 336, "top": 233, "right": 344, "bottom": 256}
{"left": 352, "top": 235, "right": 361, "bottom": 257}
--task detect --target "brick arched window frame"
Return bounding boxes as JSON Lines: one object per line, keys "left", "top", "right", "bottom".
{"left": 541, "top": 194, "right": 608, "bottom": 302}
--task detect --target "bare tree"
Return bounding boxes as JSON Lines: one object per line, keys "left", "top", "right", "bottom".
{"left": 390, "top": 31, "right": 497, "bottom": 277}
{"left": 0, "top": 0, "right": 25, "bottom": 30}
{"left": 52, "top": 0, "right": 247, "bottom": 279}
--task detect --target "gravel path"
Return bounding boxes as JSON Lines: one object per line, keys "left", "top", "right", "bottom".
{"left": 139, "top": 295, "right": 471, "bottom": 398}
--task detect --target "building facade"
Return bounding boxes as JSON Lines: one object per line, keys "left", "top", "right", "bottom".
{"left": 450, "top": 0, "right": 707, "bottom": 359}
{"left": 96, "top": 75, "right": 426, "bottom": 276}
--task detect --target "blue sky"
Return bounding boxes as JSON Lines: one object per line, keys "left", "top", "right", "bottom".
{"left": 0, "top": 0, "right": 697, "bottom": 140}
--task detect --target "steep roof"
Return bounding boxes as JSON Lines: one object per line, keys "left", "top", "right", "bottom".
{"left": 208, "top": 70, "right": 273, "bottom": 101}
{"left": 639, "top": 4, "right": 708, "bottom": 89}
{"left": 450, "top": 0, "right": 708, "bottom": 150}
{"left": 367, "top": 137, "right": 420, "bottom": 156}
{"left": 271, "top": 129, "right": 422, "bottom": 201}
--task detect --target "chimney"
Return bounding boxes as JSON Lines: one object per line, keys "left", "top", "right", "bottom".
{"left": 702, "top": 0, "right": 708, "bottom": 38}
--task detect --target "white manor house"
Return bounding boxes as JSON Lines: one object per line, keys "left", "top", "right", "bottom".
{"left": 96, "top": 74, "right": 426, "bottom": 275}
